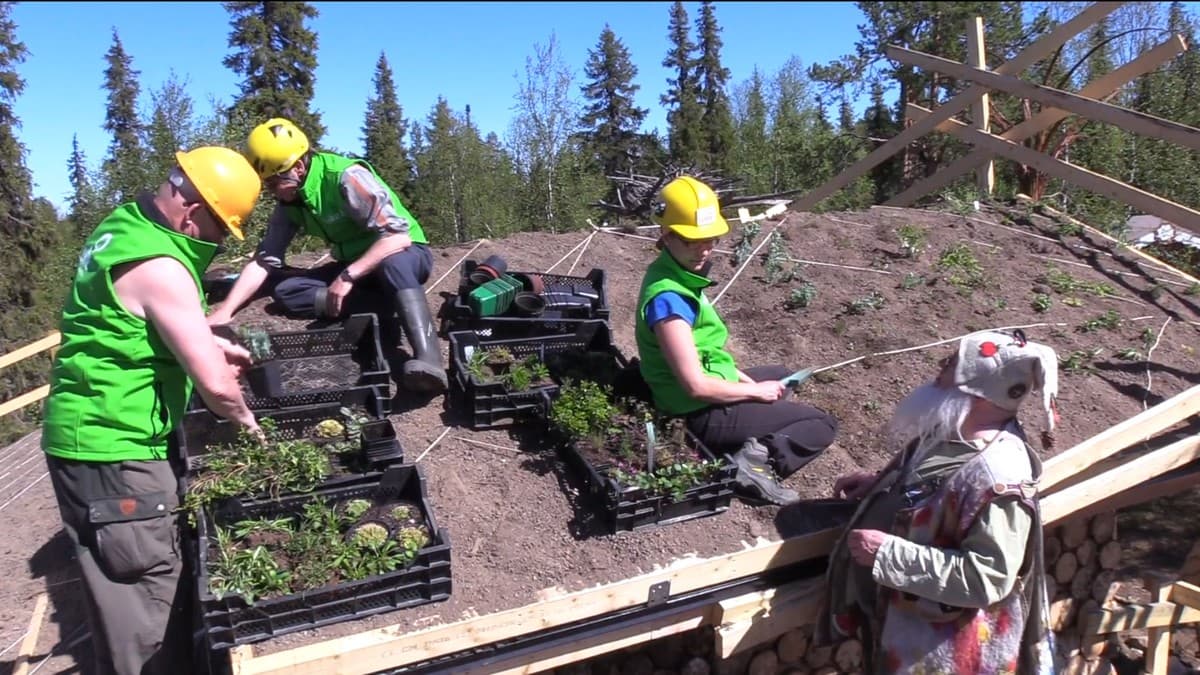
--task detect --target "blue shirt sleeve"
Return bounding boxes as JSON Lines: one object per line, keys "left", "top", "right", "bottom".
{"left": 645, "top": 291, "right": 698, "bottom": 328}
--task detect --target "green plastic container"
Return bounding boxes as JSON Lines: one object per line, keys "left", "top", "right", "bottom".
{"left": 468, "top": 274, "right": 523, "bottom": 317}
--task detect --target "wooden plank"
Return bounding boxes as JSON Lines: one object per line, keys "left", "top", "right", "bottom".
{"left": 479, "top": 607, "right": 711, "bottom": 675}
{"left": 789, "top": 1, "right": 1123, "bottom": 212}
{"left": 1146, "top": 583, "right": 1173, "bottom": 675}
{"left": 888, "top": 45, "right": 1200, "bottom": 152}
{"left": 905, "top": 102, "right": 1200, "bottom": 232}
{"left": 1041, "top": 433, "right": 1200, "bottom": 525}
{"left": 1179, "top": 540, "right": 1200, "bottom": 586}
{"left": 886, "top": 34, "right": 1188, "bottom": 207}
{"left": 230, "top": 528, "right": 841, "bottom": 675}
{"left": 12, "top": 593, "right": 48, "bottom": 675}
{"left": 1017, "top": 196, "right": 1200, "bottom": 287}
{"left": 1084, "top": 601, "right": 1200, "bottom": 635}
{"left": 0, "top": 332, "right": 60, "bottom": 371}
{"left": 1169, "top": 581, "right": 1200, "bottom": 611}
{"left": 1040, "top": 383, "right": 1200, "bottom": 491}
{"left": 0, "top": 384, "right": 50, "bottom": 419}
{"left": 715, "top": 582, "right": 824, "bottom": 658}
{"left": 1063, "top": 461, "right": 1200, "bottom": 525}
{"left": 715, "top": 577, "right": 824, "bottom": 627}
{"left": 967, "top": 16, "right": 994, "bottom": 197}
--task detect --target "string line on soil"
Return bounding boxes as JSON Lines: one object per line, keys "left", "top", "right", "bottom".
{"left": 425, "top": 239, "right": 487, "bottom": 296}
{"left": 454, "top": 436, "right": 522, "bottom": 454}
{"left": 27, "top": 624, "right": 88, "bottom": 675}
{"left": 597, "top": 227, "right": 892, "bottom": 277}
{"left": 713, "top": 216, "right": 791, "bottom": 306}
{"left": 564, "top": 230, "right": 598, "bottom": 276}
{"left": 823, "top": 215, "right": 873, "bottom": 228}
{"left": 1030, "top": 254, "right": 1191, "bottom": 289}
{"left": 0, "top": 631, "right": 26, "bottom": 658}
{"left": 414, "top": 427, "right": 452, "bottom": 464}
{"left": 0, "top": 471, "right": 47, "bottom": 512}
{"left": 1144, "top": 317, "right": 1172, "bottom": 411}
{"left": 545, "top": 233, "right": 597, "bottom": 274}
{"left": 811, "top": 321, "right": 1071, "bottom": 375}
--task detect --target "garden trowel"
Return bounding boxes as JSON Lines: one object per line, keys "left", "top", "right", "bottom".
{"left": 781, "top": 367, "right": 814, "bottom": 391}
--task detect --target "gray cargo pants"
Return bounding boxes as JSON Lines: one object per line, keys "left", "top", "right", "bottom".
{"left": 45, "top": 455, "right": 192, "bottom": 675}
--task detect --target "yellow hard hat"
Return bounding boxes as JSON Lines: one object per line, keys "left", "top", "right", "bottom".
{"left": 652, "top": 176, "right": 729, "bottom": 240}
{"left": 245, "top": 118, "right": 310, "bottom": 178}
{"left": 175, "top": 147, "right": 263, "bottom": 241}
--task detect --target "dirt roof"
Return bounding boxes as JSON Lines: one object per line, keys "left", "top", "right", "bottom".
{"left": 4, "top": 200, "right": 1199, "bottom": 670}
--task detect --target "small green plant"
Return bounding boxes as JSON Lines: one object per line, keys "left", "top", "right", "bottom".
{"left": 936, "top": 244, "right": 985, "bottom": 292}
{"left": 900, "top": 273, "right": 925, "bottom": 290}
{"left": 548, "top": 379, "right": 619, "bottom": 441}
{"left": 993, "top": 297, "right": 1008, "bottom": 310}
{"left": 862, "top": 400, "right": 881, "bottom": 413}
{"left": 390, "top": 505, "right": 413, "bottom": 522}
{"left": 1077, "top": 309, "right": 1122, "bottom": 333}
{"left": 844, "top": 291, "right": 886, "bottom": 315}
{"left": 1040, "top": 266, "right": 1116, "bottom": 298}
{"left": 731, "top": 221, "right": 761, "bottom": 267}
{"left": 1116, "top": 347, "right": 1142, "bottom": 361}
{"left": 1031, "top": 293, "right": 1052, "bottom": 313}
{"left": 897, "top": 224, "right": 927, "bottom": 259}
{"left": 785, "top": 283, "right": 817, "bottom": 310}
{"left": 343, "top": 499, "right": 371, "bottom": 521}
{"left": 1062, "top": 296, "right": 1084, "bottom": 307}
{"left": 235, "top": 326, "right": 274, "bottom": 363}
{"left": 1060, "top": 348, "right": 1103, "bottom": 374}
{"left": 762, "top": 231, "right": 798, "bottom": 285}
{"left": 1056, "top": 219, "right": 1083, "bottom": 237}
{"left": 350, "top": 522, "right": 389, "bottom": 548}
{"left": 209, "top": 528, "right": 292, "bottom": 604}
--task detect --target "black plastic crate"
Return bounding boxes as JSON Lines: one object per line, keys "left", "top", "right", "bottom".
{"left": 447, "top": 320, "right": 625, "bottom": 430}
{"left": 557, "top": 426, "right": 737, "bottom": 534}
{"left": 194, "top": 465, "right": 452, "bottom": 649}
{"left": 440, "top": 260, "right": 610, "bottom": 339}
{"left": 196, "top": 313, "right": 392, "bottom": 414}
{"left": 177, "top": 387, "right": 403, "bottom": 480}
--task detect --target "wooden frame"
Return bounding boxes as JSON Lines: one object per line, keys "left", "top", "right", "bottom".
{"left": 0, "top": 331, "right": 60, "bottom": 418}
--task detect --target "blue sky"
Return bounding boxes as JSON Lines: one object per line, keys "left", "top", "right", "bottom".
{"left": 11, "top": 1, "right": 869, "bottom": 214}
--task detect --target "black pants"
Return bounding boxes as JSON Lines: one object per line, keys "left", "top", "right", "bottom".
{"left": 272, "top": 243, "right": 434, "bottom": 317}
{"left": 685, "top": 365, "right": 838, "bottom": 478}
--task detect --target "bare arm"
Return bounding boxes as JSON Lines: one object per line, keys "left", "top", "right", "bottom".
{"left": 655, "top": 318, "right": 783, "bottom": 405}
{"left": 113, "top": 256, "right": 259, "bottom": 431}
{"left": 208, "top": 205, "right": 296, "bottom": 325}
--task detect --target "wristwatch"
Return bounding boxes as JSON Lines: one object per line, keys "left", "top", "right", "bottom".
{"left": 339, "top": 269, "right": 356, "bottom": 283}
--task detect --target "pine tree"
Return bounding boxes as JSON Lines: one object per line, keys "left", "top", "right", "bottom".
{"left": 223, "top": 1, "right": 325, "bottom": 144}
{"left": 695, "top": 1, "right": 734, "bottom": 170}
{"left": 730, "top": 67, "right": 770, "bottom": 193}
{"left": 142, "top": 71, "right": 198, "bottom": 187}
{"left": 863, "top": 81, "right": 900, "bottom": 203}
{"left": 661, "top": 0, "right": 703, "bottom": 166}
{"left": 579, "top": 25, "right": 648, "bottom": 183}
{"left": 101, "top": 29, "right": 145, "bottom": 203}
{"left": 361, "top": 52, "right": 412, "bottom": 201}
{"left": 67, "top": 134, "right": 99, "bottom": 233}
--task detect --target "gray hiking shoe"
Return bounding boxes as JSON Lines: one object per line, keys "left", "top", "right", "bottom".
{"left": 731, "top": 439, "right": 800, "bottom": 506}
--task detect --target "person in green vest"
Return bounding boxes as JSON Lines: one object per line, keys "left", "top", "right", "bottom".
{"left": 635, "top": 176, "right": 838, "bottom": 506}
{"left": 206, "top": 117, "right": 448, "bottom": 394}
{"left": 41, "top": 146, "right": 264, "bottom": 675}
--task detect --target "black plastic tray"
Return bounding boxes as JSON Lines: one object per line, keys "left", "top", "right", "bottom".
{"left": 177, "top": 387, "right": 403, "bottom": 478}
{"left": 195, "top": 313, "right": 392, "bottom": 414}
{"left": 194, "top": 465, "right": 452, "bottom": 649}
{"left": 557, "top": 426, "right": 737, "bottom": 534}
{"left": 447, "top": 320, "right": 625, "bottom": 430}
{"left": 440, "top": 260, "right": 610, "bottom": 339}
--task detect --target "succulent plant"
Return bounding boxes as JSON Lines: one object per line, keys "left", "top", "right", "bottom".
{"left": 342, "top": 499, "right": 371, "bottom": 521}
{"left": 351, "top": 522, "right": 389, "bottom": 548}
{"left": 315, "top": 419, "right": 345, "bottom": 439}
{"left": 236, "top": 326, "right": 274, "bottom": 363}
{"left": 390, "top": 505, "right": 412, "bottom": 522}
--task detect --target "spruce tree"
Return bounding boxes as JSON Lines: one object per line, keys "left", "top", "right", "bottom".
{"left": 142, "top": 71, "right": 198, "bottom": 187}
{"left": 361, "top": 52, "right": 412, "bottom": 200}
{"left": 67, "top": 134, "right": 99, "bottom": 234}
{"left": 661, "top": 0, "right": 703, "bottom": 166}
{"left": 695, "top": 1, "right": 734, "bottom": 170}
{"left": 579, "top": 25, "right": 648, "bottom": 182}
{"left": 730, "top": 67, "right": 769, "bottom": 193}
{"left": 101, "top": 29, "right": 145, "bottom": 203}
{"left": 223, "top": 1, "right": 325, "bottom": 143}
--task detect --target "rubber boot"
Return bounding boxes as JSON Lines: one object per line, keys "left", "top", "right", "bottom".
{"left": 394, "top": 287, "right": 449, "bottom": 394}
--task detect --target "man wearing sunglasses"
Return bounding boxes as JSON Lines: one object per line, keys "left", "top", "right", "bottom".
{"left": 206, "top": 117, "right": 447, "bottom": 394}
{"left": 41, "top": 147, "right": 264, "bottom": 674}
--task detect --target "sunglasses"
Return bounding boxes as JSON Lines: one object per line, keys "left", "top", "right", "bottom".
{"left": 169, "top": 168, "right": 223, "bottom": 230}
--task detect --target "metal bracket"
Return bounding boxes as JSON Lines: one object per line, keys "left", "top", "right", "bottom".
{"left": 647, "top": 581, "right": 670, "bottom": 607}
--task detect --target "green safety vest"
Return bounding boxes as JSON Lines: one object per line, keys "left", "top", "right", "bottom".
{"left": 41, "top": 200, "right": 218, "bottom": 462}
{"left": 635, "top": 250, "right": 739, "bottom": 416}
{"left": 284, "top": 152, "right": 428, "bottom": 262}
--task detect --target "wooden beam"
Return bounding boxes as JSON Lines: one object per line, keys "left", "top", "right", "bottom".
{"left": 1017, "top": 196, "right": 1200, "bottom": 287}
{"left": 888, "top": 45, "right": 1200, "bottom": 152}
{"left": 1061, "top": 460, "right": 1200, "bottom": 525}
{"left": 886, "top": 34, "right": 1188, "bottom": 207}
{"left": 1041, "top": 433, "right": 1200, "bottom": 525}
{"left": 0, "top": 332, "right": 60, "bottom": 371}
{"left": 1169, "top": 581, "right": 1200, "bottom": 611}
{"left": 12, "top": 593, "right": 48, "bottom": 675}
{"left": 1146, "top": 582, "right": 1173, "bottom": 675}
{"left": 1083, "top": 601, "right": 1200, "bottom": 635}
{"left": 715, "top": 580, "right": 824, "bottom": 659}
{"left": 905, "top": 102, "right": 1200, "bottom": 232}
{"left": 229, "top": 529, "right": 840, "bottom": 675}
{"left": 966, "top": 16, "right": 993, "bottom": 198}
{"left": 789, "top": 1, "right": 1124, "bottom": 212}
{"left": 478, "top": 607, "right": 712, "bottom": 675}
{"left": 1040, "top": 383, "right": 1200, "bottom": 491}
{"left": 0, "top": 385, "right": 50, "bottom": 419}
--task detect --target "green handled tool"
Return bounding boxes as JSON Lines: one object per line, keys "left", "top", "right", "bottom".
{"left": 781, "top": 367, "right": 814, "bottom": 390}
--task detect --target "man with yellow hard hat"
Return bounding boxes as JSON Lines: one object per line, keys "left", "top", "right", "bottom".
{"left": 634, "top": 176, "right": 838, "bottom": 506}
{"left": 41, "top": 147, "right": 264, "bottom": 674}
{"left": 207, "top": 118, "right": 447, "bottom": 394}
